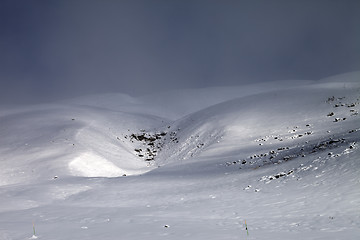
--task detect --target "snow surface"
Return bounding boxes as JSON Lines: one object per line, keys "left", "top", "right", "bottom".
{"left": 0, "top": 72, "right": 359, "bottom": 239}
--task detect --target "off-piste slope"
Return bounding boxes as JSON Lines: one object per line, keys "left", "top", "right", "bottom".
{"left": 155, "top": 81, "right": 360, "bottom": 168}
{"left": 0, "top": 103, "right": 170, "bottom": 185}
{"left": 0, "top": 72, "right": 359, "bottom": 240}
{"left": 0, "top": 74, "right": 359, "bottom": 184}
{"left": 0, "top": 79, "right": 316, "bottom": 185}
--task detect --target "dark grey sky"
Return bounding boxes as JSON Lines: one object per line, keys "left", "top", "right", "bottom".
{"left": 1, "top": 0, "right": 359, "bottom": 104}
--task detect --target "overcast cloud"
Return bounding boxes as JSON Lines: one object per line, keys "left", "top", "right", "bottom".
{"left": 1, "top": 0, "right": 359, "bottom": 104}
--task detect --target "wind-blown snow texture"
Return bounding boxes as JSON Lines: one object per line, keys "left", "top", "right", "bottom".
{"left": 0, "top": 72, "right": 359, "bottom": 240}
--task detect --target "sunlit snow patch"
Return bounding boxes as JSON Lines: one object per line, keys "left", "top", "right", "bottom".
{"left": 69, "top": 152, "right": 126, "bottom": 177}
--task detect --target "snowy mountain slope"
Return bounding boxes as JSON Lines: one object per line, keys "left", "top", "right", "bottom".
{"left": 0, "top": 104, "right": 169, "bottom": 185}
{"left": 0, "top": 72, "right": 359, "bottom": 240}
{"left": 156, "top": 81, "right": 360, "bottom": 166}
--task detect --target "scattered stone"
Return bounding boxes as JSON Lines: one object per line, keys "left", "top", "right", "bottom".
{"left": 326, "top": 96, "right": 335, "bottom": 102}
{"left": 126, "top": 130, "right": 177, "bottom": 162}
{"left": 243, "top": 185, "right": 252, "bottom": 190}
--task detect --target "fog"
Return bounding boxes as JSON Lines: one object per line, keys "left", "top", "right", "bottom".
{"left": 1, "top": 0, "right": 359, "bottom": 104}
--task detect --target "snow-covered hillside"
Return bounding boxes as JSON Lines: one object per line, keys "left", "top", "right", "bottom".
{"left": 0, "top": 72, "right": 359, "bottom": 240}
